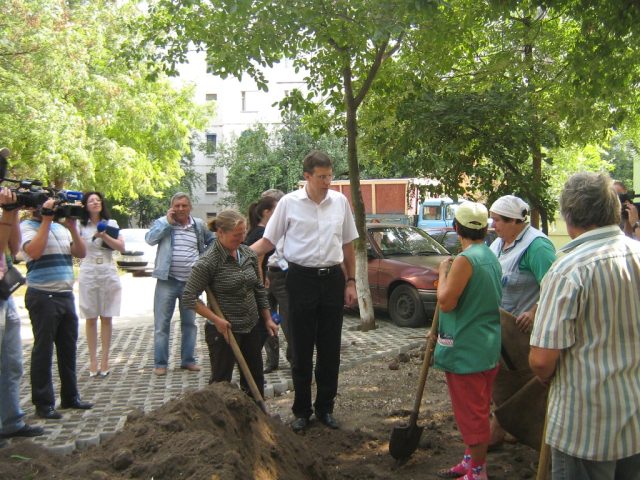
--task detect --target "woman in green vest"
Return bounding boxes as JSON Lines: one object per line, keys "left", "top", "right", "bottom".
{"left": 434, "top": 202, "right": 502, "bottom": 480}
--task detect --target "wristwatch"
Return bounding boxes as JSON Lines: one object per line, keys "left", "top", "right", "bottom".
{"left": 634, "top": 221, "right": 640, "bottom": 231}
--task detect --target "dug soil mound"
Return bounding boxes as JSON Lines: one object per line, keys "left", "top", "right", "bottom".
{"left": 0, "top": 383, "right": 327, "bottom": 480}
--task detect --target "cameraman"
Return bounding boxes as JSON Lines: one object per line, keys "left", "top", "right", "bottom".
{"left": 614, "top": 182, "right": 640, "bottom": 239}
{"left": 21, "top": 197, "right": 92, "bottom": 420}
{"left": 0, "top": 188, "right": 43, "bottom": 446}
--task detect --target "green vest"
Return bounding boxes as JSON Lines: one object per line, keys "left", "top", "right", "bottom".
{"left": 434, "top": 243, "right": 502, "bottom": 374}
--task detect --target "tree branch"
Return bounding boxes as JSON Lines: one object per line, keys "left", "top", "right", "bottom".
{"left": 382, "top": 31, "right": 405, "bottom": 62}
{"left": 326, "top": 35, "right": 347, "bottom": 53}
{"left": 0, "top": 49, "right": 39, "bottom": 57}
{"left": 353, "top": 39, "right": 389, "bottom": 108}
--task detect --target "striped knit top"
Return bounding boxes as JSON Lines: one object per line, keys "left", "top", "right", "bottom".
{"left": 182, "top": 241, "right": 270, "bottom": 334}
{"left": 21, "top": 219, "right": 75, "bottom": 293}
{"left": 531, "top": 225, "right": 640, "bottom": 460}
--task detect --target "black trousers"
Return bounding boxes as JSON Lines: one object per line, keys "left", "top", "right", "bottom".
{"left": 267, "top": 268, "right": 292, "bottom": 364}
{"left": 205, "top": 322, "right": 264, "bottom": 400}
{"left": 286, "top": 264, "right": 344, "bottom": 418}
{"left": 257, "top": 294, "right": 280, "bottom": 369}
{"left": 26, "top": 288, "right": 80, "bottom": 408}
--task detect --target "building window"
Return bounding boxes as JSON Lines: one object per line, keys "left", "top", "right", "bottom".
{"left": 206, "top": 212, "right": 217, "bottom": 219}
{"left": 206, "top": 173, "right": 218, "bottom": 193}
{"left": 205, "top": 93, "right": 217, "bottom": 102}
{"left": 205, "top": 134, "right": 217, "bottom": 155}
{"left": 241, "top": 91, "right": 258, "bottom": 112}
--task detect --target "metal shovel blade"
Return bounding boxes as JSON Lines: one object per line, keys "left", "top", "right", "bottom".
{"left": 389, "top": 423, "right": 425, "bottom": 460}
{"left": 388, "top": 307, "right": 440, "bottom": 460}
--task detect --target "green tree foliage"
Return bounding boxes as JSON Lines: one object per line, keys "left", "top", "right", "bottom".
{"left": 214, "top": 115, "right": 348, "bottom": 214}
{"left": 393, "top": 86, "right": 561, "bottom": 229}
{"left": 546, "top": 144, "right": 613, "bottom": 200}
{"left": 362, "top": 0, "right": 640, "bottom": 229}
{"left": 114, "top": 144, "right": 204, "bottom": 228}
{"left": 0, "top": 0, "right": 211, "bottom": 203}
{"left": 605, "top": 134, "right": 639, "bottom": 190}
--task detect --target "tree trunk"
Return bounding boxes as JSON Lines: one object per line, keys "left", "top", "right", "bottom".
{"left": 344, "top": 77, "right": 376, "bottom": 332}
{"left": 531, "top": 143, "right": 546, "bottom": 233}
{"left": 531, "top": 148, "right": 540, "bottom": 230}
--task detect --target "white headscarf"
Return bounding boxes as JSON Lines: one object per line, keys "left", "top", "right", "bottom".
{"left": 490, "top": 195, "right": 529, "bottom": 221}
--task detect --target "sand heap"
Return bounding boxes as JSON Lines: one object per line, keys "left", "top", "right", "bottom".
{"left": 0, "top": 383, "right": 328, "bottom": 480}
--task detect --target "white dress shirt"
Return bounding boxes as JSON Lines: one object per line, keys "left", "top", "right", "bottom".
{"left": 264, "top": 187, "right": 359, "bottom": 267}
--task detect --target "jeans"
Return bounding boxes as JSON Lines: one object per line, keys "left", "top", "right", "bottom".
{"left": 26, "top": 289, "right": 80, "bottom": 408}
{"left": 153, "top": 278, "right": 197, "bottom": 369}
{"left": 0, "top": 298, "right": 26, "bottom": 434}
{"left": 552, "top": 448, "right": 640, "bottom": 480}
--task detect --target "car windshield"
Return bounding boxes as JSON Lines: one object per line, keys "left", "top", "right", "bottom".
{"left": 369, "top": 226, "right": 449, "bottom": 256}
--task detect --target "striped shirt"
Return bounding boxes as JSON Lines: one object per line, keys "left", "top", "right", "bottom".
{"left": 20, "top": 219, "right": 75, "bottom": 292}
{"left": 168, "top": 220, "right": 199, "bottom": 282}
{"left": 530, "top": 225, "right": 640, "bottom": 461}
{"left": 182, "top": 241, "right": 270, "bottom": 334}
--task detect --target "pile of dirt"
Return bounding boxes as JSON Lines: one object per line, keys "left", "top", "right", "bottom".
{"left": 0, "top": 383, "right": 328, "bottom": 480}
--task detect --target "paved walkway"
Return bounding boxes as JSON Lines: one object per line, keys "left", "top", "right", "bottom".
{"left": 13, "top": 276, "right": 427, "bottom": 454}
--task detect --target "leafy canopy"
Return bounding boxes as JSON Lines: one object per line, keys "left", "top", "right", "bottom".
{"left": 0, "top": 0, "right": 212, "bottom": 202}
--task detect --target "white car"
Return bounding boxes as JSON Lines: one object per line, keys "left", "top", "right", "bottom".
{"left": 114, "top": 228, "right": 157, "bottom": 277}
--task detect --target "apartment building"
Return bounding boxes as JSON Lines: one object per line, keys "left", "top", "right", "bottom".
{"left": 177, "top": 51, "right": 308, "bottom": 220}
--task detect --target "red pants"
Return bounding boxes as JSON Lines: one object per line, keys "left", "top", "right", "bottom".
{"left": 445, "top": 365, "right": 499, "bottom": 445}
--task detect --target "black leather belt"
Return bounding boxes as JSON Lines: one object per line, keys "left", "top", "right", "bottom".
{"left": 267, "top": 266, "right": 283, "bottom": 273}
{"left": 289, "top": 263, "right": 341, "bottom": 276}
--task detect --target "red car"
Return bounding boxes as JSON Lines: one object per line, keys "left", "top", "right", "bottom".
{"left": 365, "top": 223, "right": 451, "bottom": 328}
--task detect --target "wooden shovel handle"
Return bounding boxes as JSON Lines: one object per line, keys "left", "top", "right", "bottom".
{"left": 204, "top": 286, "right": 268, "bottom": 415}
{"left": 408, "top": 307, "right": 440, "bottom": 426}
{"left": 536, "top": 397, "right": 551, "bottom": 480}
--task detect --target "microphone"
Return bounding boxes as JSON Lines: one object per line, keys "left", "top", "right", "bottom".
{"left": 59, "top": 190, "right": 83, "bottom": 201}
{"left": 93, "top": 221, "right": 107, "bottom": 241}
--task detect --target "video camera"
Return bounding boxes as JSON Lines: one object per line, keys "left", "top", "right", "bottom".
{"left": 618, "top": 190, "right": 640, "bottom": 221}
{"left": 0, "top": 147, "right": 84, "bottom": 220}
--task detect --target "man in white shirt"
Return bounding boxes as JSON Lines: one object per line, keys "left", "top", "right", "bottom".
{"left": 251, "top": 151, "right": 358, "bottom": 431}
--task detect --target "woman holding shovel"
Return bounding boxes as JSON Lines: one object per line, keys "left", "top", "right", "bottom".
{"left": 434, "top": 202, "right": 502, "bottom": 480}
{"left": 182, "top": 210, "right": 278, "bottom": 400}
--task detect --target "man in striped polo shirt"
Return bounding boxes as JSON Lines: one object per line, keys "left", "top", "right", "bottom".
{"left": 530, "top": 172, "right": 640, "bottom": 479}
{"left": 21, "top": 197, "right": 93, "bottom": 419}
{"left": 146, "top": 193, "right": 215, "bottom": 376}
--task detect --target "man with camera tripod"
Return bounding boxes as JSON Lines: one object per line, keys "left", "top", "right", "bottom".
{"left": 21, "top": 197, "right": 93, "bottom": 419}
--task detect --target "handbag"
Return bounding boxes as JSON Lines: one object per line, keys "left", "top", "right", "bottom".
{"left": 0, "top": 265, "right": 26, "bottom": 300}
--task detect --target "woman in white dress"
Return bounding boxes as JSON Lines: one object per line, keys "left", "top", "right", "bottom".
{"left": 78, "top": 191, "right": 125, "bottom": 377}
